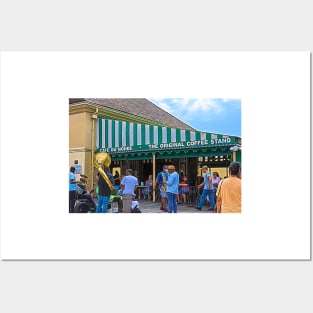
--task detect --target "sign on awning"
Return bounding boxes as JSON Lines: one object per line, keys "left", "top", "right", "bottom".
{"left": 96, "top": 118, "right": 240, "bottom": 154}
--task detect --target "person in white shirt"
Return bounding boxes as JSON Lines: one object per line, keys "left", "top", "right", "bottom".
{"left": 120, "top": 169, "right": 139, "bottom": 213}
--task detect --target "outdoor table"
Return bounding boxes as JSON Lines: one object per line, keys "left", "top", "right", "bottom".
{"left": 136, "top": 185, "right": 150, "bottom": 200}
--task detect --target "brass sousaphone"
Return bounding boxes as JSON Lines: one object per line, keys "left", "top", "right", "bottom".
{"left": 94, "top": 152, "right": 114, "bottom": 192}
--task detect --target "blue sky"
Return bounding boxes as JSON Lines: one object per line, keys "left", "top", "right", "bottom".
{"left": 148, "top": 98, "right": 241, "bottom": 137}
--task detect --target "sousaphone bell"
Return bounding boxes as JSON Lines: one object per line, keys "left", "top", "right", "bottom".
{"left": 94, "top": 152, "right": 113, "bottom": 191}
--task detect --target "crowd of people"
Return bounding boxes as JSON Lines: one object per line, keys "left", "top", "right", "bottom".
{"left": 69, "top": 162, "right": 241, "bottom": 214}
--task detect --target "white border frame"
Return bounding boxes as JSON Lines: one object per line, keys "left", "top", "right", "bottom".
{"left": 0, "top": 51, "right": 311, "bottom": 260}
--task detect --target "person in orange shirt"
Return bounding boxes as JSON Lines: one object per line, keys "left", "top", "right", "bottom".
{"left": 216, "top": 162, "right": 241, "bottom": 213}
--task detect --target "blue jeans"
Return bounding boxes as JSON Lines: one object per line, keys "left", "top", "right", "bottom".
{"left": 198, "top": 189, "right": 215, "bottom": 209}
{"left": 96, "top": 195, "right": 110, "bottom": 213}
{"left": 167, "top": 192, "right": 177, "bottom": 213}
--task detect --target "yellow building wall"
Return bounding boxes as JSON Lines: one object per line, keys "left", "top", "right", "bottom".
{"left": 69, "top": 111, "right": 95, "bottom": 189}
{"left": 84, "top": 150, "right": 93, "bottom": 189}
{"left": 197, "top": 167, "right": 228, "bottom": 178}
{"left": 69, "top": 112, "right": 87, "bottom": 147}
{"left": 211, "top": 167, "right": 228, "bottom": 179}
{"left": 69, "top": 151, "right": 85, "bottom": 180}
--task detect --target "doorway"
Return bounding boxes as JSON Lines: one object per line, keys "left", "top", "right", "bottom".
{"left": 143, "top": 163, "right": 153, "bottom": 183}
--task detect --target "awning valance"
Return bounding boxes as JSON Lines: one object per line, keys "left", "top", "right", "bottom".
{"left": 96, "top": 118, "right": 241, "bottom": 155}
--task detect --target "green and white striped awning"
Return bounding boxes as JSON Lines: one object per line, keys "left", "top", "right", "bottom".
{"left": 96, "top": 118, "right": 241, "bottom": 157}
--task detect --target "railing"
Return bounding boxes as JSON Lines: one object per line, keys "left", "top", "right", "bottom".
{"left": 182, "top": 186, "right": 200, "bottom": 206}
{"left": 153, "top": 186, "right": 201, "bottom": 206}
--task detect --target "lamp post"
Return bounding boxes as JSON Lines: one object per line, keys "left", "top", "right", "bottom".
{"left": 152, "top": 153, "right": 156, "bottom": 202}
{"left": 91, "top": 110, "right": 98, "bottom": 191}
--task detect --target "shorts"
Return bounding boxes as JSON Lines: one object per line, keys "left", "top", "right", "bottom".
{"left": 159, "top": 188, "right": 167, "bottom": 198}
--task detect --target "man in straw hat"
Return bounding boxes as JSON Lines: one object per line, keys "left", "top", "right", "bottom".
{"left": 165, "top": 165, "right": 180, "bottom": 213}
{"left": 195, "top": 165, "right": 215, "bottom": 211}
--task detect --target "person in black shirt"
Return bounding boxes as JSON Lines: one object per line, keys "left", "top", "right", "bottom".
{"left": 95, "top": 166, "right": 115, "bottom": 213}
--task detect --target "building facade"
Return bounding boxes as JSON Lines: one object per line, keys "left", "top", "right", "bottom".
{"left": 69, "top": 98, "right": 241, "bottom": 197}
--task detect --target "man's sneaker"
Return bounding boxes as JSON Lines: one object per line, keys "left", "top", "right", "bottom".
{"left": 194, "top": 206, "right": 202, "bottom": 211}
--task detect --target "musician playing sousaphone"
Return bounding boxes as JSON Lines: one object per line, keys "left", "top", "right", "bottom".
{"left": 94, "top": 152, "right": 115, "bottom": 213}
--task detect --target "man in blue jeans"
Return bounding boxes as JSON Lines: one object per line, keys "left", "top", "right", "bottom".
{"left": 195, "top": 165, "right": 215, "bottom": 211}
{"left": 96, "top": 166, "right": 115, "bottom": 213}
{"left": 166, "top": 165, "right": 179, "bottom": 213}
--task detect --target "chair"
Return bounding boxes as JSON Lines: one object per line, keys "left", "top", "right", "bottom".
{"left": 189, "top": 186, "right": 199, "bottom": 206}
{"left": 142, "top": 186, "right": 152, "bottom": 200}
{"left": 180, "top": 184, "right": 190, "bottom": 204}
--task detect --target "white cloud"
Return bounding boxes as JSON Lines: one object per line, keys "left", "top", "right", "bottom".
{"left": 157, "top": 101, "right": 173, "bottom": 113}
{"left": 149, "top": 98, "right": 234, "bottom": 129}
{"left": 190, "top": 99, "right": 222, "bottom": 113}
{"left": 166, "top": 98, "right": 224, "bottom": 114}
{"left": 149, "top": 98, "right": 241, "bottom": 134}
{"left": 149, "top": 98, "right": 174, "bottom": 113}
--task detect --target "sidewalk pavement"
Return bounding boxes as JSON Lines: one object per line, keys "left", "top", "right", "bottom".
{"left": 131, "top": 199, "right": 215, "bottom": 213}
{"left": 92, "top": 196, "right": 215, "bottom": 213}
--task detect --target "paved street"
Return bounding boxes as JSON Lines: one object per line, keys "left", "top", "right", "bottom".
{"left": 102, "top": 198, "right": 215, "bottom": 213}
{"left": 138, "top": 200, "right": 215, "bottom": 213}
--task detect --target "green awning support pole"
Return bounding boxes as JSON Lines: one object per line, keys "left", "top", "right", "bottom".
{"left": 232, "top": 151, "right": 236, "bottom": 162}
{"left": 152, "top": 153, "right": 156, "bottom": 202}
